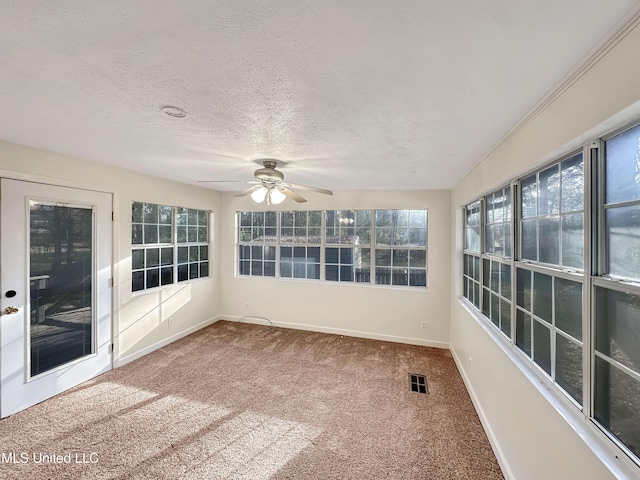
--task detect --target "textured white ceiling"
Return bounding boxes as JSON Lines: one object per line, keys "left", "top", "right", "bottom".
{"left": 1, "top": 1, "right": 639, "bottom": 192}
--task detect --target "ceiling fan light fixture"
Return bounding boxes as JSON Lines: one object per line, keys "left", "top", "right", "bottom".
{"left": 269, "top": 188, "right": 286, "bottom": 205}
{"left": 250, "top": 186, "right": 268, "bottom": 203}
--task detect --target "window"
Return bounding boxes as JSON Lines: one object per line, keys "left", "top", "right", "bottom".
{"left": 132, "top": 202, "right": 209, "bottom": 292}
{"left": 516, "top": 269, "right": 583, "bottom": 404}
{"left": 325, "top": 210, "right": 371, "bottom": 283}
{"left": 461, "top": 122, "right": 640, "bottom": 468}
{"left": 593, "top": 124, "right": 640, "bottom": 460}
{"left": 517, "top": 153, "right": 585, "bottom": 405}
{"left": 463, "top": 201, "right": 481, "bottom": 307}
{"left": 280, "top": 211, "right": 321, "bottom": 280}
{"left": 176, "top": 207, "right": 209, "bottom": 281}
{"left": 465, "top": 201, "right": 481, "bottom": 253}
{"left": 520, "top": 152, "right": 584, "bottom": 268}
{"left": 236, "top": 208, "right": 428, "bottom": 288}
{"left": 485, "top": 186, "right": 511, "bottom": 257}
{"left": 238, "top": 211, "right": 277, "bottom": 277}
{"left": 374, "top": 209, "right": 427, "bottom": 287}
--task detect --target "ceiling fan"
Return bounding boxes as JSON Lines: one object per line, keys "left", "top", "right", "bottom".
{"left": 199, "top": 159, "right": 333, "bottom": 205}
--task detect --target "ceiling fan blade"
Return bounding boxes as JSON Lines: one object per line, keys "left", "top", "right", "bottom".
{"left": 281, "top": 187, "right": 307, "bottom": 203}
{"left": 234, "top": 185, "right": 262, "bottom": 197}
{"left": 198, "top": 180, "right": 262, "bottom": 184}
{"left": 283, "top": 182, "right": 333, "bottom": 196}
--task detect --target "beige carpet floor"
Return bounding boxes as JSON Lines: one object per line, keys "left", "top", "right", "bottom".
{"left": 0, "top": 320, "right": 504, "bottom": 479}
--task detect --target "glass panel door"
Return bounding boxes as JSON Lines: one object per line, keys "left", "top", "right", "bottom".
{"left": 29, "top": 202, "right": 94, "bottom": 376}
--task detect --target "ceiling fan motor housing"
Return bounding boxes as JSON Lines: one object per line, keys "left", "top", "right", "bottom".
{"left": 254, "top": 160, "right": 284, "bottom": 182}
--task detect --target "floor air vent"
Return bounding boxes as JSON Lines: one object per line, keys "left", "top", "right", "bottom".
{"left": 409, "top": 374, "right": 428, "bottom": 394}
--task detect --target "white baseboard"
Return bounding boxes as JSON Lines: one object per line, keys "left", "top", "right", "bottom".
{"left": 450, "top": 345, "right": 513, "bottom": 480}
{"left": 222, "top": 315, "right": 450, "bottom": 349}
{"left": 116, "top": 315, "right": 224, "bottom": 367}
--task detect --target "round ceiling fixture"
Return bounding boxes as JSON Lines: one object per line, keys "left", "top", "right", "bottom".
{"left": 160, "top": 105, "right": 187, "bottom": 118}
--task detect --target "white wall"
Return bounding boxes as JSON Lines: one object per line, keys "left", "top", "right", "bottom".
{"left": 450, "top": 15, "right": 640, "bottom": 480}
{"left": 220, "top": 189, "right": 451, "bottom": 348}
{"left": 0, "top": 141, "right": 223, "bottom": 365}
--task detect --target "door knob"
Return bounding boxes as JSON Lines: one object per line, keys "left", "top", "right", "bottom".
{"left": 4, "top": 306, "right": 18, "bottom": 315}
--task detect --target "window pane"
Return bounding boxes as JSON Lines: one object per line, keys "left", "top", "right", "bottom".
{"left": 239, "top": 245, "right": 250, "bottom": 260}
{"left": 533, "top": 320, "right": 551, "bottom": 375}
{"left": 521, "top": 175, "right": 537, "bottom": 218}
{"left": 132, "top": 249, "right": 144, "bottom": 270}
{"left": 607, "top": 204, "right": 640, "bottom": 279}
{"left": 159, "top": 205, "right": 173, "bottom": 224}
{"left": 326, "top": 265, "right": 339, "bottom": 281}
{"left": 556, "top": 334, "right": 583, "bottom": 405}
{"left": 281, "top": 262, "right": 292, "bottom": 278}
{"left": 161, "top": 247, "right": 173, "bottom": 266}
{"left": 594, "top": 357, "right": 640, "bottom": 458}
{"left": 376, "top": 267, "right": 391, "bottom": 285}
{"left": 132, "top": 271, "right": 144, "bottom": 292}
{"left": 146, "top": 268, "right": 160, "bottom": 289}
{"left": 188, "top": 209, "right": 197, "bottom": 225}
{"left": 482, "top": 288, "right": 490, "bottom": 318}
{"left": 561, "top": 153, "right": 584, "bottom": 212}
{"left": 239, "top": 261, "right": 250, "bottom": 276}
{"left": 177, "top": 226, "right": 187, "bottom": 243}
{"left": 146, "top": 248, "right": 159, "bottom": 268}
{"left": 177, "top": 208, "right": 187, "bottom": 225}
{"left": 132, "top": 202, "right": 143, "bottom": 223}
{"left": 500, "top": 263, "right": 511, "bottom": 299}
{"left": 160, "top": 267, "right": 173, "bottom": 285}
{"left": 393, "top": 249, "right": 408, "bottom": 267}
{"left": 144, "top": 225, "right": 158, "bottom": 244}
{"left": 264, "top": 245, "right": 275, "bottom": 261}
{"left": 465, "top": 202, "right": 480, "bottom": 252}
{"left": 159, "top": 225, "right": 172, "bottom": 244}
{"left": 539, "top": 165, "right": 560, "bottom": 215}
{"left": 521, "top": 219, "right": 537, "bottom": 261}
{"left": 132, "top": 224, "right": 143, "bottom": 245}
{"left": 409, "top": 250, "right": 426, "bottom": 268}
{"left": 516, "top": 310, "right": 532, "bottom": 357}
{"left": 533, "top": 272, "right": 552, "bottom": 323}
{"left": 490, "top": 261, "right": 499, "bottom": 292}
{"left": 178, "top": 246, "right": 188, "bottom": 263}
{"left": 516, "top": 268, "right": 532, "bottom": 311}
{"left": 198, "top": 226, "right": 208, "bottom": 243}
{"left": 500, "top": 299, "right": 511, "bottom": 337}
{"left": 490, "top": 293, "right": 499, "bottom": 327}
{"left": 555, "top": 278, "right": 582, "bottom": 341}
{"left": 409, "top": 269, "right": 426, "bottom": 287}
{"left": 143, "top": 203, "right": 158, "bottom": 223}
{"left": 393, "top": 268, "right": 408, "bottom": 286}
{"left": 263, "top": 261, "right": 275, "bottom": 277}
{"left": 376, "top": 250, "right": 391, "bottom": 267}
{"left": 561, "top": 213, "right": 583, "bottom": 269}
{"left": 595, "top": 287, "right": 640, "bottom": 375}
{"left": 198, "top": 262, "right": 208, "bottom": 278}
{"left": 189, "top": 262, "right": 198, "bottom": 279}
{"left": 178, "top": 264, "right": 189, "bottom": 281}
{"left": 605, "top": 123, "right": 640, "bottom": 205}
{"left": 539, "top": 216, "right": 560, "bottom": 265}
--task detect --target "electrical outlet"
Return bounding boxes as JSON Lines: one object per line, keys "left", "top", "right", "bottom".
{"left": 420, "top": 321, "right": 427, "bottom": 330}
{"left": 168, "top": 317, "right": 173, "bottom": 328}
{"left": 468, "top": 356, "right": 472, "bottom": 368}
{"left": 244, "top": 303, "right": 249, "bottom": 310}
